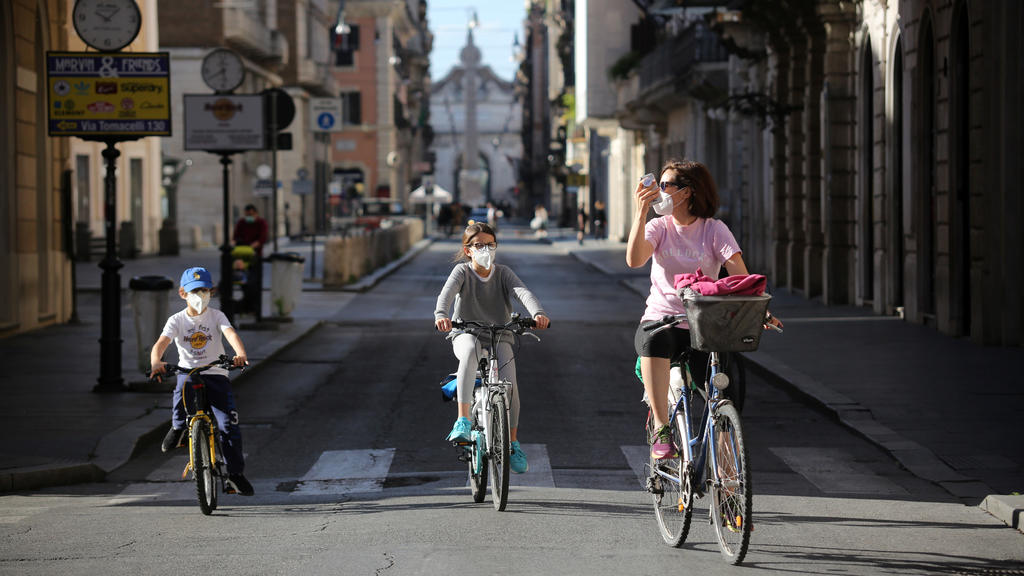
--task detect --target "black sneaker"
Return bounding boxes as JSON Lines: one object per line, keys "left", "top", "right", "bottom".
{"left": 225, "top": 474, "right": 255, "bottom": 496}
{"left": 161, "top": 427, "right": 185, "bottom": 453}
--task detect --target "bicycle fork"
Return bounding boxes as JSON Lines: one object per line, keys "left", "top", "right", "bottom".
{"left": 181, "top": 413, "right": 218, "bottom": 480}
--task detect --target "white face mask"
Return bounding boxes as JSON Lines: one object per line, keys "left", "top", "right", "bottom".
{"left": 652, "top": 189, "right": 681, "bottom": 216}
{"left": 471, "top": 246, "right": 495, "bottom": 270}
{"left": 187, "top": 291, "right": 210, "bottom": 314}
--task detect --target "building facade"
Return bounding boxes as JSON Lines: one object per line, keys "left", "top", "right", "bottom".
{"left": 430, "top": 63, "right": 522, "bottom": 209}
{"left": 574, "top": 0, "right": 1023, "bottom": 346}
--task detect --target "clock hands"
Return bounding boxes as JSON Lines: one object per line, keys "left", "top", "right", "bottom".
{"left": 94, "top": 6, "right": 120, "bottom": 22}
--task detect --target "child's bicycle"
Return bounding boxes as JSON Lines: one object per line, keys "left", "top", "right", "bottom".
{"left": 151, "top": 354, "right": 243, "bottom": 515}
{"left": 641, "top": 290, "right": 779, "bottom": 564}
{"left": 444, "top": 315, "right": 540, "bottom": 511}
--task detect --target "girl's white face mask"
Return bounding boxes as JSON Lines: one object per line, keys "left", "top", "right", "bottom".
{"left": 187, "top": 291, "right": 210, "bottom": 314}
{"left": 471, "top": 246, "right": 495, "bottom": 270}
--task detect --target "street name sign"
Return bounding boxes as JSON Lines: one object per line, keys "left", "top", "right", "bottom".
{"left": 46, "top": 52, "right": 171, "bottom": 137}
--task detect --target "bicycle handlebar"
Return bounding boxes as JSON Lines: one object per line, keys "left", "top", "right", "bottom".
{"left": 149, "top": 354, "right": 244, "bottom": 381}
{"left": 451, "top": 315, "right": 541, "bottom": 333}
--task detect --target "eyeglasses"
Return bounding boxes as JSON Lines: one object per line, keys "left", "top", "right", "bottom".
{"left": 469, "top": 242, "right": 497, "bottom": 250}
{"left": 659, "top": 181, "right": 684, "bottom": 192}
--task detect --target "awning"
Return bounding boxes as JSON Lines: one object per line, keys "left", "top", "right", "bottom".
{"left": 408, "top": 184, "right": 453, "bottom": 204}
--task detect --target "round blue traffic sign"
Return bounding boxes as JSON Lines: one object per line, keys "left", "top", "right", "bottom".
{"left": 317, "top": 112, "right": 335, "bottom": 130}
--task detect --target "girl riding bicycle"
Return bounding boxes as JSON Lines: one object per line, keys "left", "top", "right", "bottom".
{"left": 434, "top": 221, "right": 550, "bottom": 474}
{"left": 627, "top": 160, "right": 782, "bottom": 460}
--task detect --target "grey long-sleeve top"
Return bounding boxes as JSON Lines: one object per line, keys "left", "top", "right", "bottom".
{"left": 434, "top": 263, "right": 546, "bottom": 330}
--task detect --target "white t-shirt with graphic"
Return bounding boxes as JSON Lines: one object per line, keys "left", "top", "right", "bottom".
{"left": 160, "top": 307, "right": 234, "bottom": 376}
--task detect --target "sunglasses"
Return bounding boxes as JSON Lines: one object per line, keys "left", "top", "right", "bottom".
{"left": 658, "top": 181, "right": 685, "bottom": 192}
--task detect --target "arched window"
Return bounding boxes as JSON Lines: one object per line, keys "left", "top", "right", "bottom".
{"left": 860, "top": 38, "right": 875, "bottom": 304}
{"left": 950, "top": 2, "right": 971, "bottom": 335}
{"left": 890, "top": 34, "right": 905, "bottom": 311}
{"left": 918, "top": 14, "right": 937, "bottom": 320}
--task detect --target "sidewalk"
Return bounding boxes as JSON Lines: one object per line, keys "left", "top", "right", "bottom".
{"left": 547, "top": 234, "right": 1024, "bottom": 532}
{"left": 0, "top": 237, "right": 432, "bottom": 492}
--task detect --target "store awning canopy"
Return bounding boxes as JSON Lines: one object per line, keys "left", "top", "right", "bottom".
{"left": 409, "top": 184, "right": 453, "bottom": 204}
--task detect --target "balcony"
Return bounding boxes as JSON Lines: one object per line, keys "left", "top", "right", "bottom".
{"left": 297, "top": 57, "right": 336, "bottom": 95}
{"left": 223, "top": 7, "right": 287, "bottom": 63}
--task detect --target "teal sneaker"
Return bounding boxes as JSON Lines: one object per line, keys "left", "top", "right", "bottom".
{"left": 446, "top": 417, "right": 472, "bottom": 443}
{"left": 509, "top": 441, "right": 528, "bottom": 474}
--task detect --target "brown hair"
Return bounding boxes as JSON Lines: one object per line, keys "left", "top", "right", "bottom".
{"left": 660, "top": 160, "right": 719, "bottom": 219}
{"left": 453, "top": 221, "right": 497, "bottom": 261}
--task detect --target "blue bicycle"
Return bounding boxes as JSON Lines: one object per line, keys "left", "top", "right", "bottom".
{"left": 642, "top": 291, "right": 775, "bottom": 564}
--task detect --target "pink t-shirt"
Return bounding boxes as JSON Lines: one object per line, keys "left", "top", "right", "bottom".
{"left": 641, "top": 216, "right": 741, "bottom": 326}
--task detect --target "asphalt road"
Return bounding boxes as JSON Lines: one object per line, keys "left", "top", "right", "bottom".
{"left": 2, "top": 238, "right": 1022, "bottom": 575}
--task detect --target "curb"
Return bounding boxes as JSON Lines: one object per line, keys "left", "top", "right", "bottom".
{"left": 1, "top": 238, "right": 431, "bottom": 493}
{"left": 567, "top": 247, "right": 1019, "bottom": 530}
{"left": 339, "top": 237, "right": 434, "bottom": 293}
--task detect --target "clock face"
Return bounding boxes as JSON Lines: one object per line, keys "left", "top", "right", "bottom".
{"left": 201, "top": 49, "right": 245, "bottom": 93}
{"left": 72, "top": 0, "right": 141, "bottom": 52}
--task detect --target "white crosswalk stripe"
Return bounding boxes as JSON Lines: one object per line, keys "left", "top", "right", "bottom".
{"left": 110, "top": 444, "right": 909, "bottom": 501}
{"left": 293, "top": 449, "right": 396, "bottom": 496}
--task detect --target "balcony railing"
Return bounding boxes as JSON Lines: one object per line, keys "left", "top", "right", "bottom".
{"left": 223, "top": 7, "right": 286, "bottom": 62}
{"left": 637, "top": 26, "right": 728, "bottom": 93}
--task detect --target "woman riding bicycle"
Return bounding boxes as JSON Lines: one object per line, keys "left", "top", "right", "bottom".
{"left": 434, "top": 221, "right": 550, "bottom": 474}
{"left": 627, "top": 160, "right": 781, "bottom": 460}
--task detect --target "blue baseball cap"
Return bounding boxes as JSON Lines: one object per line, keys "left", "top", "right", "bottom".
{"left": 180, "top": 267, "right": 213, "bottom": 292}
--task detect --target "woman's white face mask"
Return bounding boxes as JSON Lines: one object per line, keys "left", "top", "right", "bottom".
{"left": 652, "top": 188, "right": 683, "bottom": 216}
{"left": 471, "top": 246, "right": 495, "bottom": 270}
{"left": 187, "top": 291, "right": 211, "bottom": 314}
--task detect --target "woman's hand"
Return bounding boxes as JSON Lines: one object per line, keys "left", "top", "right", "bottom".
{"left": 533, "top": 314, "right": 550, "bottom": 330}
{"left": 634, "top": 177, "right": 659, "bottom": 217}
{"left": 764, "top": 312, "right": 784, "bottom": 332}
{"left": 435, "top": 318, "right": 452, "bottom": 332}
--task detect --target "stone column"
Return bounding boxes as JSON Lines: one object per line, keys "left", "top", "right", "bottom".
{"left": 802, "top": 28, "right": 826, "bottom": 298}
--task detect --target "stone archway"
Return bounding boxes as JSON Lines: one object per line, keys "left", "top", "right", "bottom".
{"left": 950, "top": 1, "right": 972, "bottom": 337}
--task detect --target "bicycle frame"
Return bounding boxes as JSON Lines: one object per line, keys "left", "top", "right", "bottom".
{"left": 651, "top": 351, "right": 729, "bottom": 492}
{"left": 181, "top": 373, "right": 222, "bottom": 484}
{"left": 470, "top": 329, "right": 513, "bottom": 457}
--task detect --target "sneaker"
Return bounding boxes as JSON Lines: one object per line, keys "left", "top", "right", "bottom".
{"left": 446, "top": 417, "right": 472, "bottom": 443}
{"left": 224, "top": 474, "right": 255, "bottom": 496}
{"left": 650, "top": 425, "right": 678, "bottom": 460}
{"left": 509, "top": 441, "right": 528, "bottom": 474}
{"left": 161, "top": 427, "right": 185, "bottom": 453}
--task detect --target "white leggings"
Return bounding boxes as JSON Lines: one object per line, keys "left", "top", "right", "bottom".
{"left": 452, "top": 332, "right": 520, "bottom": 428}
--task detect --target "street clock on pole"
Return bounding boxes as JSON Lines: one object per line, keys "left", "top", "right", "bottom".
{"left": 201, "top": 48, "right": 245, "bottom": 93}
{"left": 72, "top": 0, "right": 142, "bottom": 52}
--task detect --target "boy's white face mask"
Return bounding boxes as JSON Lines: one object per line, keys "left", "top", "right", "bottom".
{"left": 471, "top": 246, "right": 495, "bottom": 270}
{"left": 187, "top": 291, "right": 210, "bottom": 314}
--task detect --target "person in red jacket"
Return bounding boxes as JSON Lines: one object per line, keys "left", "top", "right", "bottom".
{"left": 233, "top": 204, "right": 268, "bottom": 316}
{"left": 233, "top": 204, "right": 268, "bottom": 256}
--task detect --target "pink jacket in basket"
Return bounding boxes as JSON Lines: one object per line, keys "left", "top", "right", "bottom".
{"left": 673, "top": 268, "right": 767, "bottom": 296}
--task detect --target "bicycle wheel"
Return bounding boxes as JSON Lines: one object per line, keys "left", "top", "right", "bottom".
{"left": 488, "top": 396, "right": 510, "bottom": 511}
{"left": 191, "top": 418, "right": 218, "bottom": 515}
{"left": 709, "top": 403, "right": 751, "bottom": 564}
{"left": 469, "top": 430, "right": 488, "bottom": 503}
{"left": 648, "top": 414, "right": 693, "bottom": 546}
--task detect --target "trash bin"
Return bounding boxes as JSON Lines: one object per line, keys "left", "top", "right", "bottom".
{"left": 268, "top": 252, "right": 305, "bottom": 318}
{"left": 129, "top": 275, "right": 174, "bottom": 375}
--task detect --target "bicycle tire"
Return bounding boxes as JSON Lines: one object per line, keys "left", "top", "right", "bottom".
{"left": 469, "top": 430, "right": 488, "bottom": 503}
{"left": 648, "top": 414, "right": 693, "bottom": 546}
{"left": 709, "top": 402, "right": 751, "bottom": 564}
{"left": 489, "top": 396, "right": 510, "bottom": 511}
{"left": 191, "top": 418, "right": 218, "bottom": 515}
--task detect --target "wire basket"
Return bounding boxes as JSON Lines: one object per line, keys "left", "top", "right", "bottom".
{"left": 680, "top": 289, "right": 771, "bottom": 352}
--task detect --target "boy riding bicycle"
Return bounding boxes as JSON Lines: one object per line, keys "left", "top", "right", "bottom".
{"left": 150, "top": 267, "right": 255, "bottom": 496}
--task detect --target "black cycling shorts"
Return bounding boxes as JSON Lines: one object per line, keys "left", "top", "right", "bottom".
{"left": 634, "top": 322, "right": 710, "bottom": 385}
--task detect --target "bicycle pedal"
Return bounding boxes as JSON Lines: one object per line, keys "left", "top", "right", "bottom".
{"left": 451, "top": 440, "right": 473, "bottom": 447}
{"left": 181, "top": 463, "right": 192, "bottom": 480}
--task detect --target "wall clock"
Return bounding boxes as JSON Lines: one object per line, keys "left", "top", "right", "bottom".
{"left": 72, "top": 0, "right": 142, "bottom": 52}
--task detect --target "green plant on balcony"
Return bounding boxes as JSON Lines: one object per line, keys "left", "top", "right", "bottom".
{"left": 608, "top": 50, "right": 644, "bottom": 81}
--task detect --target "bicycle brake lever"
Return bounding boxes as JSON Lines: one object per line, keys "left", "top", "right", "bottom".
{"left": 523, "top": 332, "right": 541, "bottom": 342}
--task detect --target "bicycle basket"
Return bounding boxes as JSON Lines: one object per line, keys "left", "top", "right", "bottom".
{"left": 680, "top": 289, "right": 771, "bottom": 352}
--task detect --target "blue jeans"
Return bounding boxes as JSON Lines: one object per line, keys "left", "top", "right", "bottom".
{"left": 172, "top": 374, "right": 245, "bottom": 475}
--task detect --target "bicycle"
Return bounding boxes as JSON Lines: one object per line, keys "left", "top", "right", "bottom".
{"left": 151, "top": 354, "right": 243, "bottom": 515}
{"left": 641, "top": 290, "right": 779, "bottom": 564}
{"left": 445, "top": 315, "right": 540, "bottom": 511}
